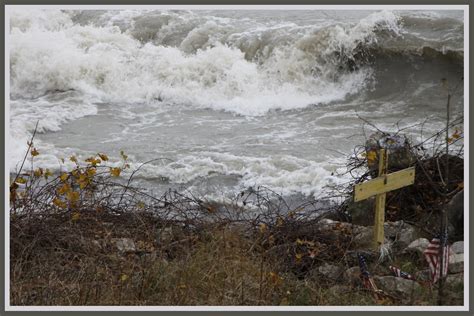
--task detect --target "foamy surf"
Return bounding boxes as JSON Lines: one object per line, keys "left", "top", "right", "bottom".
{"left": 8, "top": 8, "right": 464, "bottom": 198}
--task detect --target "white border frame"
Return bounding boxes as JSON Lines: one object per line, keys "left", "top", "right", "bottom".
{"left": 4, "top": 4, "right": 469, "bottom": 312}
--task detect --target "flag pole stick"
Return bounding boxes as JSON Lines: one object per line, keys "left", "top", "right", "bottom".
{"left": 437, "top": 85, "right": 451, "bottom": 305}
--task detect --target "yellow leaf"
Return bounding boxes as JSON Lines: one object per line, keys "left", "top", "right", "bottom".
{"left": 57, "top": 183, "right": 72, "bottom": 195}
{"left": 295, "top": 253, "right": 303, "bottom": 262}
{"left": 308, "top": 249, "right": 318, "bottom": 259}
{"left": 70, "top": 156, "right": 78, "bottom": 164}
{"left": 31, "top": 148, "right": 39, "bottom": 157}
{"left": 85, "top": 157, "right": 101, "bottom": 166}
{"left": 44, "top": 169, "right": 53, "bottom": 180}
{"left": 452, "top": 129, "right": 462, "bottom": 139}
{"left": 79, "top": 182, "right": 88, "bottom": 190}
{"left": 110, "top": 167, "right": 121, "bottom": 177}
{"left": 366, "top": 150, "right": 377, "bottom": 164}
{"left": 71, "top": 212, "right": 80, "bottom": 221}
{"left": 296, "top": 238, "right": 304, "bottom": 245}
{"left": 16, "top": 177, "right": 27, "bottom": 184}
{"left": 87, "top": 168, "right": 96, "bottom": 177}
{"left": 178, "top": 284, "right": 187, "bottom": 289}
{"left": 78, "top": 173, "right": 90, "bottom": 189}
{"left": 120, "top": 274, "right": 128, "bottom": 282}
{"left": 457, "top": 182, "right": 464, "bottom": 189}
{"left": 276, "top": 217, "right": 284, "bottom": 227}
{"left": 259, "top": 223, "right": 267, "bottom": 234}
{"left": 33, "top": 168, "right": 43, "bottom": 177}
{"left": 98, "top": 153, "right": 109, "bottom": 161}
{"left": 268, "top": 271, "right": 283, "bottom": 286}
{"left": 67, "top": 191, "right": 80, "bottom": 202}
{"left": 53, "top": 197, "right": 67, "bottom": 208}
{"left": 137, "top": 201, "right": 145, "bottom": 209}
{"left": 60, "top": 173, "right": 68, "bottom": 182}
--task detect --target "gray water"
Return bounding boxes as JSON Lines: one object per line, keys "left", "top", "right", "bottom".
{"left": 9, "top": 8, "right": 464, "bottom": 200}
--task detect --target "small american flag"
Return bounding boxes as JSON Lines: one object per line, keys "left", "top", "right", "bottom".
{"left": 423, "top": 232, "right": 450, "bottom": 284}
{"left": 389, "top": 265, "right": 416, "bottom": 281}
{"left": 358, "top": 253, "right": 377, "bottom": 291}
{"left": 358, "top": 253, "right": 389, "bottom": 302}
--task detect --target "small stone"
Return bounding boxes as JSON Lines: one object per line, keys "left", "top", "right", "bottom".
{"left": 365, "top": 132, "right": 416, "bottom": 177}
{"left": 348, "top": 224, "right": 392, "bottom": 251}
{"left": 451, "top": 241, "right": 464, "bottom": 254}
{"left": 447, "top": 190, "right": 464, "bottom": 240}
{"left": 156, "top": 227, "right": 176, "bottom": 245}
{"left": 374, "top": 276, "right": 421, "bottom": 299}
{"left": 384, "top": 221, "right": 417, "bottom": 248}
{"left": 114, "top": 238, "right": 136, "bottom": 253}
{"left": 404, "top": 238, "right": 429, "bottom": 255}
{"left": 328, "top": 285, "right": 351, "bottom": 296}
{"left": 318, "top": 263, "right": 342, "bottom": 281}
{"left": 449, "top": 253, "right": 464, "bottom": 274}
{"left": 91, "top": 240, "right": 103, "bottom": 250}
{"left": 344, "top": 266, "right": 361, "bottom": 286}
{"left": 445, "top": 273, "right": 464, "bottom": 287}
{"left": 347, "top": 198, "right": 375, "bottom": 226}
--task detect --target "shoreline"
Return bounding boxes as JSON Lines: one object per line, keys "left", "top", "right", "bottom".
{"left": 9, "top": 131, "right": 465, "bottom": 306}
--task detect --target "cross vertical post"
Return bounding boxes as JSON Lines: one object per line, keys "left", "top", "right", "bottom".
{"left": 353, "top": 147, "right": 415, "bottom": 250}
{"left": 373, "top": 149, "right": 388, "bottom": 249}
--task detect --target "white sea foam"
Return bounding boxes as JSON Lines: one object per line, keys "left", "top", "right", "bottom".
{"left": 7, "top": 8, "right": 463, "bottom": 198}
{"left": 128, "top": 152, "right": 349, "bottom": 198}
{"left": 9, "top": 9, "right": 402, "bottom": 115}
{"left": 9, "top": 93, "right": 98, "bottom": 170}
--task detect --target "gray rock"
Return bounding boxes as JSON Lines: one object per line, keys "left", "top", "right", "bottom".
{"left": 353, "top": 225, "right": 392, "bottom": 251}
{"left": 447, "top": 190, "right": 464, "bottom": 240}
{"left": 374, "top": 276, "right": 421, "bottom": 299}
{"left": 445, "top": 273, "right": 464, "bottom": 287}
{"left": 344, "top": 266, "right": 361, "bottom": 286}
{"left": 318, "top": 263, "right": 342, "bottom": 281}
{"left": 365, "top": 132, "right": 416, "bottom": 178}
{"left": 318, "top": 219, "right": 393, "bottom": 251}
{"left": 404, "top": 238, "right": 430, "bottom": 255}
{"left": 352, "top": 225, "right": 376, "bottom": 249}
{"left": 328, "top": 285, "right": 351, "bottom": 296}
{"left": 156, "top": 227, "right": 174, "bottom": 245}
{"left": 317, "top": 219, "right": 376, "bottom": 250}
{"left": 91, "top": 239, "right": 105, "bottom": 251}
{"left": 384, "top": 221, "right": 417, "bottom": 248}
{"left": 449, "top": 253, "right": 464, "bottom": 274}
{"left": 347, "top": 198, "right": 375, "bottom": 226}
{"left": 451, "top": 241, "right": 464, "bottom": 254}
{"left": 114, "top": 238, "right": 136, "bottom": 253}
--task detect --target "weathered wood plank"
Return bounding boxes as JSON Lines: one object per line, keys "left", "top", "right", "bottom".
{"left": 373, "top": 149, "right": 387, "bottom": 248}
{"left": 374, "top": 193, "right": 386, "bottom": 247}
{"left": 354, "top": 167, "right": 415, "bottom": 202}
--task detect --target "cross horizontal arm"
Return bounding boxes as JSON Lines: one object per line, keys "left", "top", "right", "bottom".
{"left": 354, "top": 167, "right": 415, "bottom": 202}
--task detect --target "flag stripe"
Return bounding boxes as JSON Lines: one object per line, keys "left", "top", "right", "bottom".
{"left": 389, "top": 265, "right": 416, "bottom": 281}
{"left": 424, "top": 235, "right": 449, "bottom": 284}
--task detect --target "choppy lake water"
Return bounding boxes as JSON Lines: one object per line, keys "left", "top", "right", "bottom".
{"left": 9, "top": 8, "right": 464, "bottom": 200}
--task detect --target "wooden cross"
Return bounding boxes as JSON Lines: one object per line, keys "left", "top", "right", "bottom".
{"left": 354, "top": 149, "right": 416, "bottom": 249}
